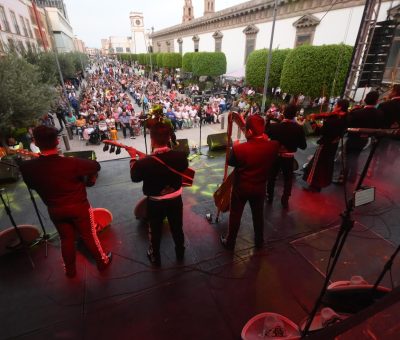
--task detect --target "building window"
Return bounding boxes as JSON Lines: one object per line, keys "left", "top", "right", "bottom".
{"left": 18, "top": 41, "right": 25, "bottom": 54}
{"left": 10, "top": 11, "right": 20, "bottom": 35}
{"left": 177, "top": 38, "right": 183, "bottom": 54}
{"left": 293, "top": 14, "right": 320, "bottom": 47}
{"left": 0, "top": 6, "right": 10, "bottom": 32}
{"left": 243, "top": 25, "right": 259, "bottom": 63}
{"left": 7, "top": 38, "right": 15, "bottom": 52}
{"left": 212, "top": 31, "right": 223, "bottom": 52}
{"left": 116, "top": 47, "right": 123, "bottom": 53}
{"left": 126, "top": 47, "right": 131, "bottom": 52}
{"left": 25, "top": 18, "right": 33, "bottom": 38}
{"left": 166, "top": 40, "right": 171, "bottom": 53}
{"left": 192, "top": 35, "right": 199, "bottom": 52}
{"left": 20, "top": 15, "right": 28, "bottom": 37}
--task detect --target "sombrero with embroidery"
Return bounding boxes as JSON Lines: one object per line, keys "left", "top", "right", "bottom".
{"left": 241, "top": 312, "right": 300, "bottom": 340}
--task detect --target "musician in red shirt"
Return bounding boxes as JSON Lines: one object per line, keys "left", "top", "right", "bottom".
{"left": 221, "top": 115, "right": 279, "bottom": 250}
{"left": 19, "top": 126, "right": 111, "bottom": 278}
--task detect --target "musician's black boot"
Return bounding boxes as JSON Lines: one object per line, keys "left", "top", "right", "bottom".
{"left": 64, "top": 265, "right": 76, "bottom": 278}
{"left": 220, "top": 235, "right": 234, "bottom": 250}
{"left": 97, "top": 252, "right": 112, "bottom": 271}
{"left": 147, "top": 247, "right": 161, "bottom": 267}
{"left": 281, "top": 196, "right": 289, "bottom": 209}
{"left": 175, "top": 246, "right": 185, "bottom": 262}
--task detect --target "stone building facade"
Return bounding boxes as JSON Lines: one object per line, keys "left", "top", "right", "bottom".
{"left": 151, "top": 0, "right": 398, "bottom": 76}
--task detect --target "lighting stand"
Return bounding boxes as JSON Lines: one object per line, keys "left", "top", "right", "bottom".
{"left": 302, "top": 137, "right": 381, "bottom": 337}
{"left": 28, "top": 187, "right": 57, "bottom": 257}
{"left": 0, "top": 189, "right": 34, "bottom": 268}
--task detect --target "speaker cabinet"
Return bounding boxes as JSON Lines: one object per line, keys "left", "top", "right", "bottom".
{"left": 207, "top": 132, "right": 229, "bottom": 151}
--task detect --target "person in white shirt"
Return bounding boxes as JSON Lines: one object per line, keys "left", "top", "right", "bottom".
{"left": 181, "top": 109, "right": 191, "bottom": 128}
{"left": 189, "top": 107, "right": 200, "bottom": 127}
{"left": 174, "top": 110, "right": 184, "bottom": 129}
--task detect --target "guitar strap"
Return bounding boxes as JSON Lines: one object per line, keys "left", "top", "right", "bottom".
{"left": 150, "top": 155, "right": 192, "bottom": 182}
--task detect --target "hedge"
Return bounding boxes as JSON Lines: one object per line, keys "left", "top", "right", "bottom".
{"left": 280, "top": 44, "right": 353, "bottom": 98}
{"left": 182, "top": 52, "right": 196, "bottom": 72}
{"left": 245, "top": 49, "right": 290, "bottom": 89}
{"left": 192, "top": 52, "right": 227, "bottom": 77}
{"left": 162, "top": 53, "right": 182, "bottom": 69}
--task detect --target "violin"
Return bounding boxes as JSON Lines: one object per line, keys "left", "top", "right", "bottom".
{"left": 307, "top": 110, "right": 347, "bottom": 122}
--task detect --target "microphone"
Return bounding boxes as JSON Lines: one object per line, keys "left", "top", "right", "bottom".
{"left": 347, "top": 128, "right": 400, "bottom": 138}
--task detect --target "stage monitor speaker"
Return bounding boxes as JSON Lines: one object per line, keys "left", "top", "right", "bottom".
{"left": 0, "top": 158, "right": 20, "bottom": 182}
{"left": 64, "top": 150, "right": 96, "bottom": 161}
{"left": 207, "top": 132, "right": 229, "bottom": 151}
{"left": 173, "top": 139, "right": 190, "bottom": 157}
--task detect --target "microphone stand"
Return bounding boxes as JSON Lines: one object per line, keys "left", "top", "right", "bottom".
{"left": 302, "top": 137, "right": 381, "bottom": 337}
{"left": 188, "top": 103, "right": 209, "bottom": 162}
{"left": 28, "top": 187, "right": 57, "bottom": 257}
{"left": 0, "top": 189, "right": 34, "bottom": 268}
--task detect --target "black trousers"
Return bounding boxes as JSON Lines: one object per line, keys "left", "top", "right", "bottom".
{"left": 147, "top": 196, "right": 184, "bottom": 256}
{"left": 48, "top": 203, "right": 109, "bottom": 271}
{"left": 121, "top": 122, "right": 134, "bottom": 138}
{"left": 267, "top": 156, "right": 294, "bottom": 200}
{"left": 226, "top": 188, "right": 265, "bottom": 247}
{"left": 345, "top": 137, "right": 368, "bottom": 183}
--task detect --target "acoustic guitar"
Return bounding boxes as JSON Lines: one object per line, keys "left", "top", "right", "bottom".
{"left": 102, "top": 140, "right": 195, "bottom": 187}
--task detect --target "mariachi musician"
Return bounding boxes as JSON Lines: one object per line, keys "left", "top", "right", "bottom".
{"left": 220, "top": 115, "right": 279, "bottom": 250}
{"left": 19, "top": 126, "right": 111, "bottom": 278}
{"left": 302, "top": 99, "right": 349, "bottom": 192}
{"left": 266, "top": 104, "right": 307, "bottom": 209}
{"left": 145, "top": 104, "right": 177, "bottom": 147}
{"left": 129, "top": 122, "right": 188, "bottom": 266}
{"left": 378, "top": 84, "right": 400, "bottom": 128}
{"left": 345, "top": 91, "right": 384, "bottom": 183}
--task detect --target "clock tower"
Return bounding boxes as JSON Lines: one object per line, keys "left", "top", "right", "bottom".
{"left": 130, "top": 12, "right": 147, "bottom": 53}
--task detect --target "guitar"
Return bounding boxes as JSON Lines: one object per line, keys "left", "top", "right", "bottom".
{"left": 102, "top": 140, "right": 195, "bottom": 187}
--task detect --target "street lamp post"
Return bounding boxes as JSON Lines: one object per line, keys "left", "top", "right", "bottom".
{"left": 149, "top": 26, "right": 154, "bottom": 81}
{"left": 261, "top": 0, "right": 278, "bottom": 114}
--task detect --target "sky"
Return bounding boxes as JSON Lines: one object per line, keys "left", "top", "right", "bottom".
{"left": 67, "top": 0, "right": 246, "bottom": 48}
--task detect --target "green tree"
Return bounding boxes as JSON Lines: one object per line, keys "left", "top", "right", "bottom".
{"left": 156, "top": 53, "right": 165, "bottom": 68}
{"left": 0, "top": 55, "right": 56, "bottom": 132}
{"left": 280, "top": 44, "right": 353, "bottom": 98}
{"left": 192, "top": 52, "right": 227, "bottom": 77}
{"left": 57, "top": 53, "right": 76, "bottom": 79}
{"left": 70, "top": 52, "right": 89, "bottom": 73}
{"left": 162, "top": 53, "right": 182, "bottom": 69}
{"left": 182, "top": 52, "right": 196, "bottom": 72}
{"left": 245, "top": 49, "right": 291, "bottom": 89}
{"left": 137, "top": 53, "right": 150, "bottom": 65}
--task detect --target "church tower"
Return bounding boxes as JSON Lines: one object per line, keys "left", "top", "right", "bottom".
{"left": 204, "top": 0, "right": 215, "bottom": 16}
{"left": 183, "top": 0, "right": 194, "bottom": 23}
{"left": 130, "top": 12, "right": 147, "bottom": 53}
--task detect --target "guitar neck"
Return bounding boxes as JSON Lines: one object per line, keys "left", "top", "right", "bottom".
{"left": 103, "top": 140, "right": 146, "bottom": 158}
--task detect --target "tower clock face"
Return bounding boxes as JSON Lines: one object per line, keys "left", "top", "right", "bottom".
{"left": 135, "top": 19, "right": 141, "bottom": 26}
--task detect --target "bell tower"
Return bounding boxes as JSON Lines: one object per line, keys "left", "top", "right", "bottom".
{"left": 130, "top": 12, "right": 146, "bottom": 53}
{"left": 183, "top": 0, "right": 194, "bottom": 23}
{"left": 204, "top": 0, "right": 215, "bottom": 16}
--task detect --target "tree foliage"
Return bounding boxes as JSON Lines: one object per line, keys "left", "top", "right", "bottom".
{"left": 156, "top": 53, "right": 164, "bottom": 68}
{"left": 245, "top": 49, "right": 291, "bottom": 89}
{"left": 162, "top": 53, "right": 182, "bottom": 69}
{"left": 182, "top": 52, "right": 196, "bottom": 72}
{"left": 192, "top": 52, "right": 227, "bottom": 77}
{"left": 280, "top": 44, "right": 353, "bottom": 98}
{"left": 26, "top": 52, "right": 83, "bottom": 85}
{"left": 0, "top": 55, "right": 56, "bottom": 131}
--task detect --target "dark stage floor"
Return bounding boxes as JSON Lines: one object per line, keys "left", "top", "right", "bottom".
{"left": 1, "top": 139, "right": 400, "bottom": 339}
